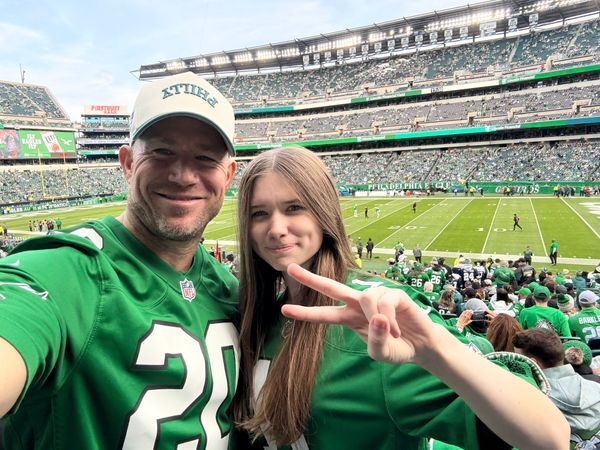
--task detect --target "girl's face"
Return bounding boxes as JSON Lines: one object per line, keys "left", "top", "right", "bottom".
{"left": 249, "top": 171, "right": 323, "bottom": 272}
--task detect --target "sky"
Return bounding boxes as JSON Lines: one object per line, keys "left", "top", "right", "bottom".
{"left": 1, "top": 0, "right": 473, "bottom": 121}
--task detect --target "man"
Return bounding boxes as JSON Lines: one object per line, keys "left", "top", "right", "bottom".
{"left": 406, "top": 261, "right": 430, "bottom": 291}
{"left": 0, "top": 72, "right": 239, "bottom": 449}
{"left": 518, "top": 285, "right": 571, "bottom": 336}
{"left": 364, "top": 207, "right": 369, "bottom": 219}
{"left": 569, "top": 290, "right": 600, "bottom": 344}
{"left": 375, "top": 206, "right": 381, "bottom": 218}
{"left": 513, "top": 213, "right": 522, "bottom": 231}
{"left": 523, "top": 245, "right": 533, "bottom": 265}
{"left": 353, "top": 204, "right": 358, "bottom": 218}
{"left": 1, "top": 223, "right": 7, "bottom": 238}
{"left": 513, "top": 328, "right": 600, "bottom": 443}
{"left": 394, "top": 240, "right": 405, "bottom": 262}
{"left": 426, "top": 258, "right": 446, "bottom": 293}
{"left": 412, "top": 201, "right": 417, "bottom": 214}
{"left": 549, "top": 239, "right": 559, "bottom": 265}
{"left": 413, "top": 244, "right": 422, "bottom": 263}
{"left": 573, "top": 271, "right": 588, "bottom": 295}
{"left": 355, "top": 237, "right": 363, "bottom": 259}
{"left": 422, "top": 281, "right": 440, "bottom": 304}
{"left": 365, "top": 237, "right": 375, "bottom": 259}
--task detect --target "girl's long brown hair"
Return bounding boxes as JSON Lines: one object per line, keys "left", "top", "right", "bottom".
{"left": 233, "top": 146, "right": 356, "bottom": 445}
{"left": 486, "top": 313, "right": 523, "bottom": 352}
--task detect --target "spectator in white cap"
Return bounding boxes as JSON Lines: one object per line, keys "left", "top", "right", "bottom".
{"left": 0, "top": 72, "right": 239, "bottom": 449}
{"left": 453, "top": 298, "right": 493, "bottom": 337}
{"left": 569, "top": 290, "right": 600, "bottom": 344}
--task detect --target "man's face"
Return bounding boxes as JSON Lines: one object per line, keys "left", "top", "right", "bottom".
{"left": 120, "top": 116, "right": 235, "bottom": 243}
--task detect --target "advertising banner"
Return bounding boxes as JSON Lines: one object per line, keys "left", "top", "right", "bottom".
{"left": 84, "top": 105, "right": 129, "bottom": 116}
{"left": 17, "top": 130, "right": 77, "bottom": 158}
{"left": 0, "top": 129, "right": 21, "bottom": 158}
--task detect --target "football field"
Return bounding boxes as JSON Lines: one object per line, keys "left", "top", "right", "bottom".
{"left": 3, "top": 196, "right": 600, "bottom": 270}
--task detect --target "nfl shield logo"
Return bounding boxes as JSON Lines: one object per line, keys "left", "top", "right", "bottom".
{"left": 179, "top": 279, "right": 196, "bottom": 302}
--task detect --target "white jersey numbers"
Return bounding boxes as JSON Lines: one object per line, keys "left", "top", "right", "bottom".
{"left": 121, "top": 321, "right": 239, "bottom": 450}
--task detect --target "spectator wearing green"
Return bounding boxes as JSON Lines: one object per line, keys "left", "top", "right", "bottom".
{"left": 573, "top": 272, "right": 588, "bottom": 295}
{"left": 492, "top": 261, "right": 515, "bottom": 287}
{"left": 569, "top": 290, "right": 600, "bottom": 344}
{"left": 519, "top": 286, "right": 571, "bottom": 336}
{"left": 422, "top": 281, "right": 440, "bottom": 304}
{"left": 406, "top": 261, "right": 429, "bottom": 291}
{"left": 509, "top": 287, "right": 530, "bottom": 317}
{"left": 549, "top": 239, "right": 559, "bottom": 265}
{"left": 425, "top": 258, "right": 445, "bottom": 293}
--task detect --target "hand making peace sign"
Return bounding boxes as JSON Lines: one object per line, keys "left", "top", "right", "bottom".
{"left": 282, "top": 263, "right": 449, "bottom": 366}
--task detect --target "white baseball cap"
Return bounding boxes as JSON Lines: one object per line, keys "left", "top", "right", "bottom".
{"left": 129, "top": 71, "right": 235, "bottom": 155}
{"left": 579, "top": 290, "right": 599, "bottom": 305}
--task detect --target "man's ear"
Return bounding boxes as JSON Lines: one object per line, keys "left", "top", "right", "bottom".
{"left": 225, "top": 158, "right": 237, "bottom": 189}
{"left": 119, "top": 144, "right": 133, "bottom": 182}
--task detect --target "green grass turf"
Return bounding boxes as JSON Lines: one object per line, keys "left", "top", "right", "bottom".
{"left": 3, "top": 196, "right": 599, "bottom": 272}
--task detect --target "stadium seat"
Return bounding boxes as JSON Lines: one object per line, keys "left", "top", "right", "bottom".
{"left": 588, "top": 338, "right": 600, "bottom": 357}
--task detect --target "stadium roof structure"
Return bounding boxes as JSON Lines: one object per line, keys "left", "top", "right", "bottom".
{"left": 134, "top": 0, "right": 600, "bottom": 79}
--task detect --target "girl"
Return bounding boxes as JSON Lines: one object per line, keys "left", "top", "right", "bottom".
{"left": 233, "top": 146, "right": 568, "bottom": 450}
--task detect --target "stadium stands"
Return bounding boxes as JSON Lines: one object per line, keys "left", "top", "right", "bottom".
{"left": 233, "top": 81, "right": 600, "bottom": 142}
{"left": 0, "top": 81, "right": 68, "bottom": 120}
{"left": 210, "top": 20, "right": 600, "bottom": 107}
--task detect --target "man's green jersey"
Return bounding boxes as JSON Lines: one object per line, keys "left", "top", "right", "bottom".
{"left": 0, "top": 217, "right": 239, "bottom": 449}
{"left": 493, "top": 267, "right": 515, "bottom": 286}
{"left": 423, "top": 291, "right": 441, "bottom": 304}
{"left": 246, "top": 272, "right": 519, "bottom": 450}
{"left": 407, "top": 270, "right": 430, "bottom": 291}
{"left": 568, "top": 307, "right": 600, "bottom": 343}
{"left": 426, "top": 268, "right": 446, "bottom": 292}
{"left": 519, "top": 305, "right": 571, "bottom": 336}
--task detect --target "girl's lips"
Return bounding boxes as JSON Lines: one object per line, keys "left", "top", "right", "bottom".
{"left": 268, "top": 244, "right": 296, "bottom": 253}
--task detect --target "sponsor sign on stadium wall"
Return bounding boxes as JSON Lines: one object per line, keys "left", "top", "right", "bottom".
{"left": 17, "top": 130, "right": 76, "bottom": 158}
{"left": 83, "top": 105, "right": 129, "bottom": 116}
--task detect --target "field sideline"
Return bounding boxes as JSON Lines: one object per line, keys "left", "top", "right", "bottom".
{"left": 3, "top": 196, "right": 600, "bottom": 270}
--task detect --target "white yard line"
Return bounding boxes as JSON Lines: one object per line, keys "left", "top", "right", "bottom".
{"left": 379, "top": 199, "right": 445, "bottom": 244}
{"left": 481, "top": 198, "right": 501, "bottom": 253}
{"left": 561, "top": 198, "right": 600, "bottom": 241}
{"left": 424, "top": 199, "right": 473, "bottom": 250}
{"left": 529, "top": 197, "right": 548, "bottom": 256}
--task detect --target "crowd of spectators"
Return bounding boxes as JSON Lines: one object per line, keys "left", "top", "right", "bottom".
{"left": 381, "top": 253, "right": 600, "bottom": 445}
{"left": 0, "top": 81, "right": 67, "bottom": 119}
{"left": 0, "top": 167, "right": 126, "bottom": 204}
{"left": 1, "top": 139, "right": 598, "bottom": 205}
{"left": 209, "top": 20, "right": 600, "bottom": 107}
{"left": 233, "top": 81, "right": 600, "bottom": 142}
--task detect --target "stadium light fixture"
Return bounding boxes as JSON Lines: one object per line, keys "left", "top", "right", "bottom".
{"left": 255, "top": 50, "right": 276, "bottom": 60}
{"left": 425, "top": 7, "right": 511, "bottom": 31}
{"left": 166, "top": 60, "right": 185, "bottom": 71}
{"left": 332, "top": 35, "right": 361, "bottom": 50}
{"left": 369, "top": 32, "right": 385, "bottom": 42}
{"left": 234, "top": 52, "right": 253, "bottom": 63}
{"left": 211, "top": 55, "right": 230, "bottom": 65}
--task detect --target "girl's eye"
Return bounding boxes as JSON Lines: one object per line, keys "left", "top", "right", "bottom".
{"left": 251, "top": 210, "right": 267, "bottom": 218}
{"left": 287, "top": 204, "right": 303, "bottom": 212}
